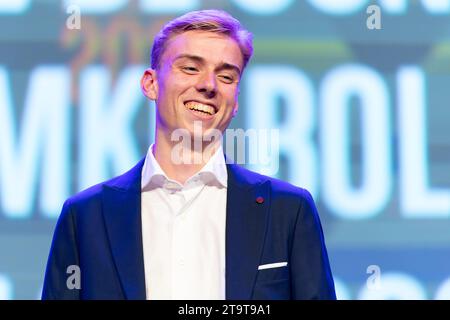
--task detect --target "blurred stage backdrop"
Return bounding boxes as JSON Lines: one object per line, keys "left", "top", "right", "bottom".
{"left": 0, "top": 0, "right": 450, "bottom": 299}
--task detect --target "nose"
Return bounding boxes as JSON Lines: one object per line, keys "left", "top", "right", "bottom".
{"left": 195, "top": 72, "right": 217, "bottom": 98}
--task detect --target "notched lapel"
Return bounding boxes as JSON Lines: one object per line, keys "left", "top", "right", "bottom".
{"left": 101, "top": 160, "right": 146, "bottom": 300}
{"left": 226, "top": 164, "right": 271, "bottom": 300}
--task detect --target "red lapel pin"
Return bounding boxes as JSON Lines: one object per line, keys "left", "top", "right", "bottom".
{"left": 256, "top": 196, "right": 264, "bottom": 204}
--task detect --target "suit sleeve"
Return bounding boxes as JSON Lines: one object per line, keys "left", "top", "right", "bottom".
{"left": 290, "top": 190, "right": 336, "bottom": 300}
{"left": 41, "top": 199, "right": 81, "bottom": 300}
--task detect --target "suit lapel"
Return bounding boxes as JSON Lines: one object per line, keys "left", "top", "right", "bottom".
{"left": 225, "top": 163, "right": 271, "bottom": 299}
{"left": 100, "top": 158, "right": 271, "bottom": 300}
{"left": 102, "top": 159, "right": 146, "bottom": 300}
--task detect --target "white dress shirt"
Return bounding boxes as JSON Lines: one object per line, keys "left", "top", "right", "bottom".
{"left": 140, "top": 144, "right": 228, "bottom": 300}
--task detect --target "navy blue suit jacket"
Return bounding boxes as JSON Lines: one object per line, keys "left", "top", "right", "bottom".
{"left": 42, "top": 159, "right": 336, "bottom": 300}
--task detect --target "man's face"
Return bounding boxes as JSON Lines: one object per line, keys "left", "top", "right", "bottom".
{"left": 141, "top": 30, "right": 244, "bottom": 141}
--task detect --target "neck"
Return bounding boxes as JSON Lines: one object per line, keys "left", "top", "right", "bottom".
{"left": 152, "top": 130, "right": 222, "bottom": 185}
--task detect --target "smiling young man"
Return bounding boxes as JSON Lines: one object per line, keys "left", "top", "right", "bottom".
{"left": 42, "top": 9, "right": 336, "bottom": 300}
{"left": 140, "top": 27, "right": 244, "bottom": 184}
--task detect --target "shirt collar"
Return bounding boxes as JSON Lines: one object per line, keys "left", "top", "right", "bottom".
{"left": 141, "top": 143, "right": 228, "bottom": 191}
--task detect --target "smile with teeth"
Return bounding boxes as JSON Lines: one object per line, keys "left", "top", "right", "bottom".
{"left": 185, "top": 101, "right": 216, "bottom": 115}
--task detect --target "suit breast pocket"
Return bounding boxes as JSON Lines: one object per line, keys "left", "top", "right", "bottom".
{"left": 256, "top": 266, "right": 290, "bottom": 282}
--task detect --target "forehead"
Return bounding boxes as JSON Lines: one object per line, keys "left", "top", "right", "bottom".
{"left": 161, "top": 30, "right": 244, "bottom": 70}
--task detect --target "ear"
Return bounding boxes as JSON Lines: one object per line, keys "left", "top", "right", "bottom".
{"left": 141, "top": 68, "right": 158, "bottom": 100}
{"left": 232, "top": 102, "right": 239, "bottom": 117}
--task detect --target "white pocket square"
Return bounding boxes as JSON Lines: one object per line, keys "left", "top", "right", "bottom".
{"left": 258, "top": 262, "right": 288, "bottom": 270}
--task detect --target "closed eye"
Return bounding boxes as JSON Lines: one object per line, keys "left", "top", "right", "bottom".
{"left": 182, "top": 66, "right": 198, "bottom": 73}
{"left": 219, "top": 74, "right": 234, "bottom": 83}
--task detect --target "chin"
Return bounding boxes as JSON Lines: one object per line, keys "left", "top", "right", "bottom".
{"left": 185, "top": 127, "right": 222, "bottom": 146}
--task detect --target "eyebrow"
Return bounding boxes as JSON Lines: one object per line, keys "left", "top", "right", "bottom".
{"left": 173, "top": 54, "right": 242, "bottom": 76}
